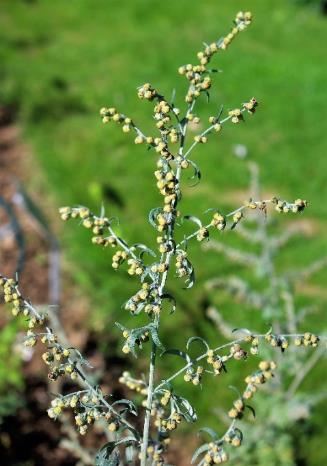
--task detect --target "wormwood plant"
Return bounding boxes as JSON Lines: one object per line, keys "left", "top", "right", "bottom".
{"left": 0, "top": 11, "right": 325, "bottom": 466}
{"left": 203, "top": 162, "right": 327, "bottom": 465}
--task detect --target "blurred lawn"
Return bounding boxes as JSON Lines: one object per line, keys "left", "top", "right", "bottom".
{"left": 0, "top": 0, "right": 326, "bottom": 463}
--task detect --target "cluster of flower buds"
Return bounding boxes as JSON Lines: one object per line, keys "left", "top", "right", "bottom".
{"left": 150, "top": 394, "right": 183, "bottom": 436}
{"left": 134, "top": 135, "right": 176, "bottom": 158}
{"left": 154, "top": 169, "right": 178, "bottom": 200}
{"left": 231, "top": 211, "right": 243, "bottom": 229}
{"left": 187, "top": 113, "right": 201, "bottom": 125}
{"left": 42, "top": 345, "right": 78, "bottom": 381}
{"left": 210, "top": 212, "right": 226, "bottom": 231}
{"left": 124, "top": 283, "right": 161, "bottom": 316}
{"left": 0, "top": 275, "right": 44, "bottom": 332}
{"left": 294, "top": 332, "right": 319, "bottom": 347}
{"left": 156, "top": 235, "right": 174, "bottom": 255}
{"left": 243, "top": 97, "right": 258, "bottom": 114}
{"left": 99, "top": 107, "right": 134, "bottom": 133}
{"left": 178, "top": 62, "right": 205, "bottom": 79}
{"left": 154, "top": 100, "right": 172, "bottom": 130}
{"left": 155, "top": 211, "right": 174, "bottom": 233}
{"left": 92, "top": 234, "right": 117, "bottom": 247}
{"left": 1, "top": 275, "right": 128, "bottom": 440}
{"left": 244, "top": 334, "right": 260, "bottom": 355}
{"left": 119, "top": 371, "right": 148, "bottom": 395}
{"left": 112, "top": 250, "right": 128, "bottom": 270}
{"left": 194, "top": 134, "right": 208, "bottom": 144}
{"left": 243, "top": 198, "right": 261, "bottom": 210}
{"left": 151, "top": 262, "right": 168, "bottom": 274}
{"left": 24, "top": 330, "right": 38, "bottom": 347}
{"left": 209, "top": 116, "right": 223, "bottom": 133}
{"left": 126, "top": 258, "right": 144, "bottom": 276}
{"left": 230, "top": 343, "right": 247, "bottom": 360}
{"left": 143, "top": 444, "right": 167, "bottom": 466}
{"left": 159, "top": 390, "right": 171, "bottom": 407}
{"left": 169, "top": 128, "right": 179, "bottom": 144}
{"left": 219, "top": 11, "right": 252, "bottom": 50}
{"left": 58, "top": 207, "right": 147, "bottom": 277}
{"left": 150, "top": 398, "right": 165, "bottom": 420}
{"left": 144, "top": 442, "right": 170, "bottom": 466}
{"left": 243, "top": 361, "right": 276, "bottom": 400}
{"left": 272, "top": 197, "right": 308, "bottom": 213}
{"left": 159, "top": 411, "right": 182, "bottom": 433}
{"left": 47, "top": 391, "right": 112, "bottom": 435}
{"left": 125, "top": 283, "right": 149, "bottom": 311}
{"left": 144, "top": 302, "right": 162, "bottom": 316}
{"left": 59, "top": 206, "right": 112, "bottom": 243}
{"left": 207, "top": 350, "right": 227, "bottom": 375}
{"left": 223, "top": 428, "right": 243, "bottom": 448}
{"left": 175, "top": 251, "right": 189, "bottom": 278}
{"left": 234, "top": 11, "right": 252, "bottom": 30}
{"left": 228, "top": 397, "right": 245, "bottom": 420}
{"left": 197, "top": 227, "right": 209, "bottom": 242}
{"left": 183, "top": 365, "right": 204, "bottom": 385}
{"left": 228, "top": 108, "right": 243, "bottom": 124}
{"left": 265, "top": 333, "right": 289, "bottom": 351}
{"left": 203, "top": 444, "right": 229, "bottom": 465}
{"left": 121, "top": 328, "right": 149, "bottom": 355}
{"left": 178, "top": 63, "right": 212, "bottom": 103}
{"left": 227, "top": 361, "right": 276, "bottom": 422}
{"left": 0, "top": 275, "right": 38, "bottom": 322}
{"left": 138, "top": 83, "right": 157, "bottom": 100}
{"left": 178, "top": 11, "right": 252, "bottom": 103}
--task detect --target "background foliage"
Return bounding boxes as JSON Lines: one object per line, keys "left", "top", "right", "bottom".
{"left": 0, "top": 0, "right": 326, "bottom": 464}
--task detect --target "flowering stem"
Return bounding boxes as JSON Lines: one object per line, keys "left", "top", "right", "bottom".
{"left": 24, "top": 300, "right": 138, "bottom": 435}
{"left": 140, "top": 97, "right": 191, "bottom": 464}
{"left": 154, "top": 333, "right": 327, "bottom": 393}
{"left": 140, "top": 341, "right": 157, "bottom": 465}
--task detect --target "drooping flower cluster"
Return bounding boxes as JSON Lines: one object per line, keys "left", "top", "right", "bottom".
{"left": 0, "top": 274, "right": 133, "bottom": 439}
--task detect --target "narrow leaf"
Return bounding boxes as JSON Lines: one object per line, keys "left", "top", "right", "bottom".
{"left": 161, "top": 293, "right": 177, "bottom": 314}
{"left": 148, "top": 207, "right": 162, "bottom": 228}
{"left": 187, "top": 336, "right": 210, "bottom": 353}
{"left": 191, "top": 443, "right": 210, "bottom": 464}
{"left": 161, "top": 348, "right": 192, "bottom": 364}
{"left": 183, "top": 215, "right": 203, "bottom": 228}
{"left": 246, "top": 404, "right": 256, "bottom": 418}
{"left": 198, "top": 427, "right": 218, "bottom": 440}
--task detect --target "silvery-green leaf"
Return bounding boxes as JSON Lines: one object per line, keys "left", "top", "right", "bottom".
{"left": 187, "top": 336, "right": 210, "bottom": 353}
{"left": 183, "top": 215, "right": 203, "bottom": 228}
{"left": 228, "top": 385, "right": 242, "bottom": 398}
{"left": 148, "top": 207, "right": 163, "bottom": 228}
{"left": 246, "top": 404, "right": 256, "bottom": 418}
{"left": 232, "top": 327, "right": 252, "bottom": 336}
{"left": 112, "top": 399, "right": 138, "bottom": 416}
{"left": 191, "top": 443, "right": 210, "bottom": 464}
{"left": 198, "top": 427, "right": 218, "bottom": 440}
{"left": 131, "top": 243, "right": 156, "bottom": 259}
{"left": 174, "top": 395, "right": 197, "bottom": 422}
{"left": 188, "top": 160, "right": 201, "bottom": 186}
{"left": 161, "top": 348, "right": 192, "bottom": 364}
{"left": 161, "top": 293, "right": 177, "bottom": 314}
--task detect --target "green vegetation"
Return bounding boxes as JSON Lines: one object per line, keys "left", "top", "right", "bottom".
{"left": 0, "top": 0, "right": 326, "bottom": 463}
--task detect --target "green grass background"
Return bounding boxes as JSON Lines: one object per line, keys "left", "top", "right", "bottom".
{"left": 0, "top": 0, "right": 326, "bottom": 464}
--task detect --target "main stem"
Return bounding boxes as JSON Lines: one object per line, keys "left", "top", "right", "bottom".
{"left": 140, "top": 340, "right": 157, "bottom": 465}
{"left": 140, "top": 102, "right": 190, "bottom": 465}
